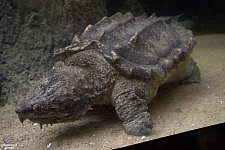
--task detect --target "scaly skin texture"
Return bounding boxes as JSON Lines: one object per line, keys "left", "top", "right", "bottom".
{"left": 15, "top": 50, "right": 117, "bottom": 125}
{"left": 112, "top": 77, "right": 158, "bottom": 135}
{"left": 15, "top": 12, "right": 201, "bottom": 135}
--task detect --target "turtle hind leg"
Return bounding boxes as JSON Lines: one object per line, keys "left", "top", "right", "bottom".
{"left": 168, "top": 57, "right": 201, "bottom": 84}
{"left": 182, "top": 58, "right": 201, "bottom": 84}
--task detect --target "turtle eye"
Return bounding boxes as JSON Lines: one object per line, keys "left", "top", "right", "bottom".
{"left": 47, "top": 87, "right": 51, "bottom": 92}
{"left": 46, "top": 87, "right": 56, "bottom": 96}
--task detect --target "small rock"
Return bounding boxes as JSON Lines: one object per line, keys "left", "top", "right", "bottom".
{"left": 141, "top": 136, "right": 146, "bottom": 140}
{"left": 89, "top": 142, "right": 95, "bottom": 146}
{"left": 46, "top": 143, "right": 52, "bottom": 148}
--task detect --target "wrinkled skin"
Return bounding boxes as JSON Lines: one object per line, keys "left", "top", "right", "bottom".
{"left": 16, "top": 51, "right": 153, "bottom": 136}
{"left": 15, "top": 72, "right": 88, "bottom": 125}
{"left": 15, "top": 50, "right": 117, "bottom": 125}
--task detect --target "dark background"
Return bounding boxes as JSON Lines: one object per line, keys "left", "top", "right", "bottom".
{"left": 106, "top": 0, "right": 225, "bottom": 34}
{"left": 120, "top": 123, "right": 225, "bottom": 150}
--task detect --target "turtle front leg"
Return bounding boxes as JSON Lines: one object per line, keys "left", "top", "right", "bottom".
{"left": 112, "top": 78, "right": 158, "bottom": 136}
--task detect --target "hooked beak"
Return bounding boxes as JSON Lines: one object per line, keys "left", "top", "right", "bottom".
{"left": 15, "top": 101, "right": 32, "bottom": 123}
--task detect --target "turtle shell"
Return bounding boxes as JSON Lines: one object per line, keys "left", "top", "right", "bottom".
{"left": 54, "top": 12, "right": 195, "bottom": 79}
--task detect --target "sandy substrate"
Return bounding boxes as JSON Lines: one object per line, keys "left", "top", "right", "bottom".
{"left": 0, "top": 34, "right": 225, "bottom": 150}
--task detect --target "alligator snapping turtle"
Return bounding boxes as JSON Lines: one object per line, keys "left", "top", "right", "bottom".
{"left": 15, "top": 12, "right": 200, "bottom": 135}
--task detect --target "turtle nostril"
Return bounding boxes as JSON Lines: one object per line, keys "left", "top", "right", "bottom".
{"left": 15, "top": 107, "right": 21, "bottom": 114}
{"left": 15, "top": 101, "right": 32, "bottom": 123}
{"left": 15, "top": 101, "right": 32, "bottom": 114}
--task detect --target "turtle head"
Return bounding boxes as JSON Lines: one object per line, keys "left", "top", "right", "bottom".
{"left": 15, "top": 71, "right": 88, "bottom": 125}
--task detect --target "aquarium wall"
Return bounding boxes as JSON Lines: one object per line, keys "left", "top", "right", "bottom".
{"left": 0, "top": 0, "right": 106, "bottom": 106}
